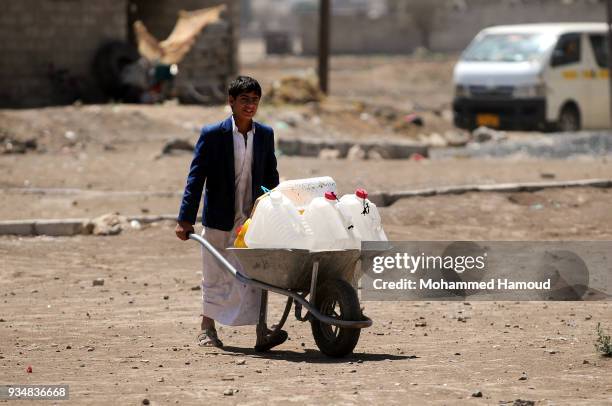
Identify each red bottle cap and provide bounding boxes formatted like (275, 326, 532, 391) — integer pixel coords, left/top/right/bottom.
(355, 188, 368, 199)
(324, 191, 337, 200)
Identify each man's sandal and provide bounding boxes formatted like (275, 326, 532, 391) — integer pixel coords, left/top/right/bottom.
(196, 329, 224, 348)
(254, 329, 288, 352)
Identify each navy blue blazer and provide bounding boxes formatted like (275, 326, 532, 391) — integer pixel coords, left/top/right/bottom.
(177, 116, 279, 231)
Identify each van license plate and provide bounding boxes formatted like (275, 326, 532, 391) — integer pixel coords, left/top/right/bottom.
(476, 114, 500, 128)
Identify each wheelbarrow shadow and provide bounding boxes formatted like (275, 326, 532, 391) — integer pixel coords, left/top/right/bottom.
(219, 346, 417, 364)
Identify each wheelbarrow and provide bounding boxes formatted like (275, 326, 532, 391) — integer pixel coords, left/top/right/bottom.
(189, 233, 373, 357)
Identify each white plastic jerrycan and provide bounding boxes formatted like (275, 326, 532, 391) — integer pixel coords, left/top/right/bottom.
(338, 188, 387, 242)
(244, 190, 313, 249)
(275, 176, 336, 210)
(304, 192, 360, 251)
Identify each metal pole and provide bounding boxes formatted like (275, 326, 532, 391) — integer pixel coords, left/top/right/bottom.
(318, 0, 331, 94)
(607, 0, 612, 127)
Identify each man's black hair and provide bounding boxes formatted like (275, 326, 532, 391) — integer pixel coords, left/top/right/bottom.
(228, 76, 262, 98)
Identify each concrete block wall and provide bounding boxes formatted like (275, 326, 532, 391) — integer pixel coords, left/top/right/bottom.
(299, 13, 420, 55)
(0, 0, 127, 107)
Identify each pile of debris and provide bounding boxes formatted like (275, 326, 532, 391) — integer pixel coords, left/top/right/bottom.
(268, 76, 324, 105)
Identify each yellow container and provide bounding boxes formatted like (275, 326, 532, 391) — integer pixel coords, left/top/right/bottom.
(234, 219, 251, 248)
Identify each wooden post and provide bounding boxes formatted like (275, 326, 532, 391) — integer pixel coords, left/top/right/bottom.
(318, 0, 331, 94)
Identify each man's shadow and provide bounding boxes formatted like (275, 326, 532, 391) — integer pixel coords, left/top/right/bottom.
(217, 346, 417, 364)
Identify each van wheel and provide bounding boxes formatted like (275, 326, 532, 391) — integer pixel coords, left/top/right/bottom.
(558, 104, 580, 132)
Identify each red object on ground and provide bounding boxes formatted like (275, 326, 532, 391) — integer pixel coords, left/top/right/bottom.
(26, 365, 32, 373)
(410, 153, 425, 161)
(355, 189, 368, 199)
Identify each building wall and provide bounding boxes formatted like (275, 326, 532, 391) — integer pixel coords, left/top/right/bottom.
(299, 0, 606, 55)
(432, 0, 605, 52)
(0, 0, 127, 107)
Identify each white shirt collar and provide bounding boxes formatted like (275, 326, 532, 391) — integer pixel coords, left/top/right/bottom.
(231, 115, 255, 136)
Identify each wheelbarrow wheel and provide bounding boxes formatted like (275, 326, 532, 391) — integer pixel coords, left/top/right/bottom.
(310, 279, 362, 357)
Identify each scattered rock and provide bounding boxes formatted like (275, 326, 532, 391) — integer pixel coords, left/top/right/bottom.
(191, 285, 201, 291)
(157, 377, 164, 383)
(472, 390, 483, 398)
(223, 388, 235, 396)
(415, 321, 427, 327)
(318, 148, 340, 160)
(425, 132, 447, 148)
(163, 295, 169, 300)
(0, 132, 37, 154)
(91, 213, 128, 236)
(472, 126, 507, 143)
(130, 220, 142, 230)
(161, 138, 194, 155)
(347, 145, 366, 160)
(142, 399, 150, 405)
(236, 359, 246, 365)
(444, 130, 471, 147)
(519, 372, 528, 380)
(64, 131, 77, 142)
(505, 400, 535, 406)
(366, 149, 385, 160)
(92, 278, 105, 287)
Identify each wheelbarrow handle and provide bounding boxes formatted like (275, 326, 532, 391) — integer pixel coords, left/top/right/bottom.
(188, 232, 248, 282)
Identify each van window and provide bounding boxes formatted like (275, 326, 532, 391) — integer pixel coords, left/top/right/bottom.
(461, 33, 556, 62)
(551, 33, 581, 66)
(589, 35, 608, 68)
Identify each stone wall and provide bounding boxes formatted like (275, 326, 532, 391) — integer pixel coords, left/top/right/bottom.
(0, 0, 127, 107)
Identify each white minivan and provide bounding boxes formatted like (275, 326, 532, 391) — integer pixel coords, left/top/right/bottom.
(453, 23, 609, 131)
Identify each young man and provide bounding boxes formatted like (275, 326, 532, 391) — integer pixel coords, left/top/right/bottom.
(175, 76, 286, 351)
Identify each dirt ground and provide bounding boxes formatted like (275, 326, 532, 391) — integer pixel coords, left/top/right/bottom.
(1, 226, 611, 405)
(1, 55, 612, 404)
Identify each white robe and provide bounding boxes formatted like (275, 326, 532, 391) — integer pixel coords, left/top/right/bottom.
(200, 117, 262, 326)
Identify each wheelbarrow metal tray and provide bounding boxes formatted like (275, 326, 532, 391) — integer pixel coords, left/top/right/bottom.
(228, 248, 361, 290)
